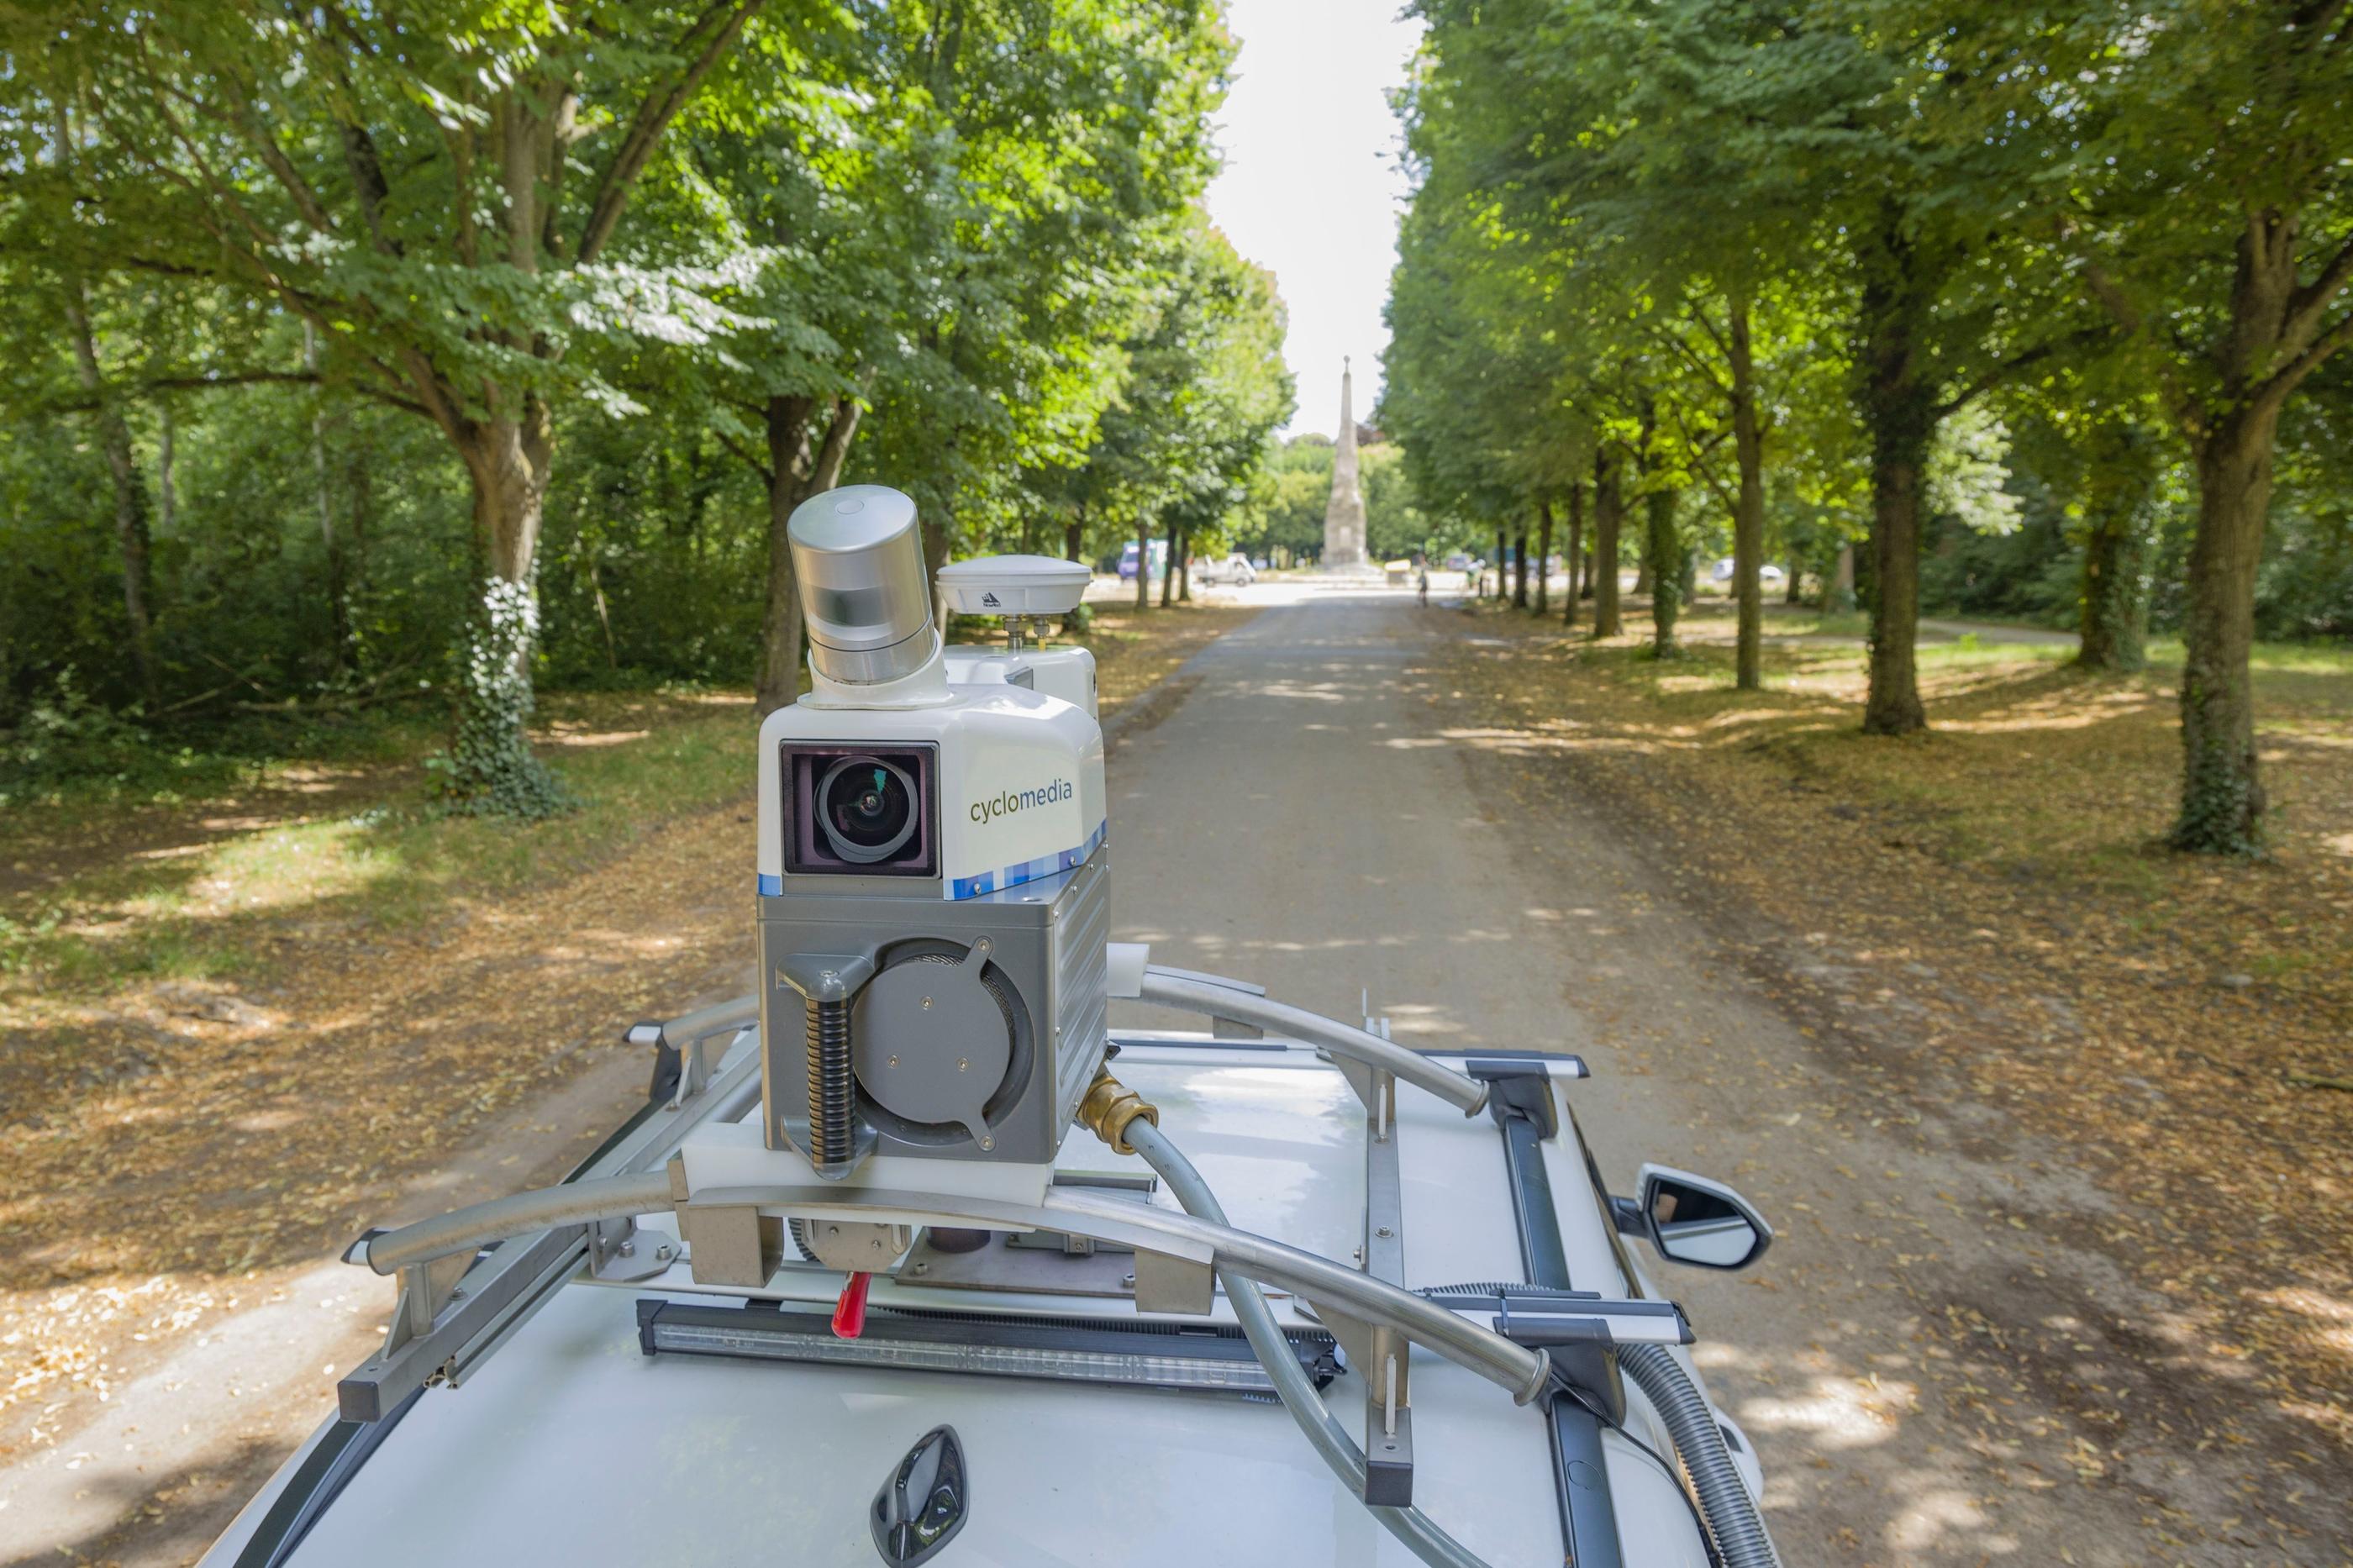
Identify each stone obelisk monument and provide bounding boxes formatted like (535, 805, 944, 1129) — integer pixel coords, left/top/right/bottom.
(1321, 357, 1368, 568)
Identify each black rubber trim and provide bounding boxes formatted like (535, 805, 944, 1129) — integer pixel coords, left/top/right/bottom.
(636, 1297, 1340, 1392)
(645, 1036, 683, 1102)
(1487, 1070, 1625, 1568)
(230, 1388, 423, 1568)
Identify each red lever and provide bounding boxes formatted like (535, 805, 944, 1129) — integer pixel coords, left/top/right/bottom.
(831, 1270, 871, 1339)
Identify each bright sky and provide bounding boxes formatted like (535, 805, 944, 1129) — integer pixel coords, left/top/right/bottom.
(1204, 0, 1425, 439)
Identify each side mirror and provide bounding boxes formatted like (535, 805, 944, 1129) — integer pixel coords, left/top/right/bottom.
(1636, 1164, 1772, 1271)
(871, 1424, 968, 1566)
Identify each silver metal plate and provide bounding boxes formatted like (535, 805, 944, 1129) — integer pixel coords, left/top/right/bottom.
(899, 1231, 1139, 1298)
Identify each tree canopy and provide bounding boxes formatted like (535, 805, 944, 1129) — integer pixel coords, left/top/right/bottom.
(2, 0, 1292, 811)
(1382, 0, 2353, 854)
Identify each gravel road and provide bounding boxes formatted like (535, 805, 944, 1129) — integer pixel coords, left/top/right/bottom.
(1105, 585, 2269, 1566)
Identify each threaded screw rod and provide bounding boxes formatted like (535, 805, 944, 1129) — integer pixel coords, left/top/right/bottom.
(806, 995, 855, 1170)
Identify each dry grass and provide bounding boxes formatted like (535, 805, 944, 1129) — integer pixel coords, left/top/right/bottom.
(1445, 597, 2353, 1480)
(0, 609, 1255, 1463)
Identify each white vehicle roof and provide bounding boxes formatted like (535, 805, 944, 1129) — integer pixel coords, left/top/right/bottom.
(204, 1039, 1722, 1568)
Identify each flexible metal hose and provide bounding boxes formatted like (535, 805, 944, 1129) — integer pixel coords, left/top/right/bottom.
(1124, 1119, 1493, 1568)
(1620, 1343, 1782, 1568)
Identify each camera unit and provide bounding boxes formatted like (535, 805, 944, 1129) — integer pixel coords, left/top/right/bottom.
(754, 487, 1107, 1186)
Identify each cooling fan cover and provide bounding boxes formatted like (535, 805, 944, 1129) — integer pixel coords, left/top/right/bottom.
(851, 940, 1033, 1152)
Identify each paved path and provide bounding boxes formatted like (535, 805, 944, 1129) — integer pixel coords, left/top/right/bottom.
(1103, 588, 2194, 1567)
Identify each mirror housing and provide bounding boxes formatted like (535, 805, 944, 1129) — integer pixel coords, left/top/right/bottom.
(1636, 1164, 1772, 1271)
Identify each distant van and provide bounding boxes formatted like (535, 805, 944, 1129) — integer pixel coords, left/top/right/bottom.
(1118, 538, 1171, 582)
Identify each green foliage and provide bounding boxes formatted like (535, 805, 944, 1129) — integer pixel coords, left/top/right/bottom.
(428, 580, 573, 819)
(0, 0, 1289, 787)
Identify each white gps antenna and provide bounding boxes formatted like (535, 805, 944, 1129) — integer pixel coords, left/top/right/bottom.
(935, 554, 1091, 651)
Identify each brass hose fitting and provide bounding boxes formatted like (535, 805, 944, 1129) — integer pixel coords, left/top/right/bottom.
(1077, 1069, 1158, 1156)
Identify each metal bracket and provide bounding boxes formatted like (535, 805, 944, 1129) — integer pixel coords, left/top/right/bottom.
(381, 1250, 470, 1360)
(1361, 1055, 1413, 1502)
(586, 1213, 674, 1282)
(341, 1225, 587, 1421)
(1308, 1301, 1415, 1505)
(1132, 1246, 1215, 1314)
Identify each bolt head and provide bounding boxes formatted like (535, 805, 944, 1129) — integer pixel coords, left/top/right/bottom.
(957, 1057, 969, 1071)
(1122, 1273, 1136, 1286)
(1375, 1226, 1392, 1239)
(619, 1239, 637, 1257)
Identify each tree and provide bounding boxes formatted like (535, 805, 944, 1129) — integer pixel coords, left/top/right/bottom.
(1055, 214, 1293, 612)
(31, 0, 794, 811)
(1945, 1, 2353, 851)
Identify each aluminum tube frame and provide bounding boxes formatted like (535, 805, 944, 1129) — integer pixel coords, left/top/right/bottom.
(1134, 968, 1490, 1117)
(661, 993, 760, 1047)
(1125, 1120, 1492, 1568)
(360, 1177, 1552, 1402)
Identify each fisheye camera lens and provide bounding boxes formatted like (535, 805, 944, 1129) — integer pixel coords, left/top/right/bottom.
(817, 755, 919, 864)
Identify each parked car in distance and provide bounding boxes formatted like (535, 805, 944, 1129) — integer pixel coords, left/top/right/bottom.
(1196, 552, 1256, 587)
(1445, 551, 1472, 571)
(1710, 557, 1789, 587)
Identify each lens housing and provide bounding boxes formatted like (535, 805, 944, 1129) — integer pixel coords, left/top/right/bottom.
(783, 744, 937, 877)
(817, 755, 919, 864)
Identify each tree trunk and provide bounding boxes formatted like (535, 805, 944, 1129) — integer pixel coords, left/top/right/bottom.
(1631, 553, 1651, 597)
(1159, 518, 1178, 608)
(1534, 499, 1553, 614)
(304, 324, 351, 672)
(443, 397, 565, 815)
(347, 439, 373, 612)
(2075, 424, 2156, 674)
(469, 406, 554, 587)
(1136, 516, 1152, 610)
(1513, 528, 1529, 608)
(61, 274, 159, 710)
(1645, 489, 1681, 656)
(1562, 482, 1583, 628)
(1178, 526, 1192, 602)
(1827, 541, 1856, 610)
(1495, 529, 1508, 600)
(1064, 516, 1084, 564)
(1857, 215, 1941, 737)
(2172, 406, 2281, 853)
(1592, 451, 1624, 637)
(1728, 290, 1766, 690)
(1786, 552, 1807, 605)
(755, 395, 817, 715)
(158, 403, 177, 535)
